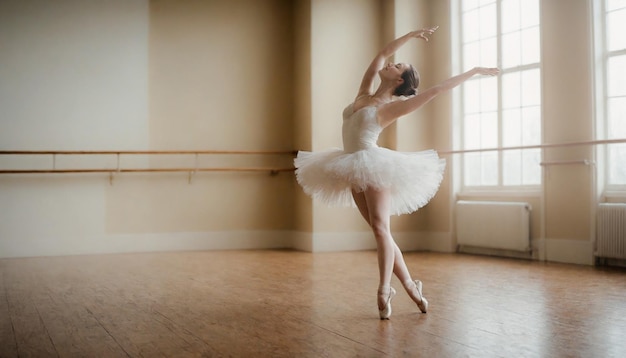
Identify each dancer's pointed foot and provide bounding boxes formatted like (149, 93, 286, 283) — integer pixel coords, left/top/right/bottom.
(414, 280, 428, 313)
(378, 287, 396, 320)
(405, 279, 428, 313)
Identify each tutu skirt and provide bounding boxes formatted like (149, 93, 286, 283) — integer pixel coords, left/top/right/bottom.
(294, 147, 446, 216)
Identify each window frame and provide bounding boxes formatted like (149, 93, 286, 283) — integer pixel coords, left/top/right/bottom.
(455, 0, 543, 193)
(594, 0, 626, 192)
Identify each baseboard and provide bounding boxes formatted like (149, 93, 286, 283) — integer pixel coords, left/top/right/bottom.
(543, 238, 594, 266)
(0, 230, 292, 258)
(425, 231, 455, 253)
(458, 245, 534, 260)
(595, 257, 626, 268)
(310, 231, 376, 252)
(291, 231, 313, 252)
(394, 232, 429, 252)
(0, 230, 455, 258)
(457, 238, 593, 265)
(292, 231, 441, 253)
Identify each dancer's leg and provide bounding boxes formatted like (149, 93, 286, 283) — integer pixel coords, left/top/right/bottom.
(353, 189, 427, 311)
(390, 242, 412, 284)
(352, 189, 415, 287)
(362, 188, 396, 310)
(351, 189, 371, 225)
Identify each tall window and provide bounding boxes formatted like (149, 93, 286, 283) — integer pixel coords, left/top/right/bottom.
(598, 0, 626, 187)
(458, 0, 542, 189)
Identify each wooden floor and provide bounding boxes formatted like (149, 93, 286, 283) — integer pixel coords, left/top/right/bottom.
(1, 250, 625, 358)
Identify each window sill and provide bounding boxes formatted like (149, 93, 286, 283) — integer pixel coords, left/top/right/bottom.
(457, 189, 542, 199)
(602, 190, 626, 203)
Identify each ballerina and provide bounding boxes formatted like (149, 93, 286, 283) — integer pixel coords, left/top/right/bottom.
(295, 26, 499, 319)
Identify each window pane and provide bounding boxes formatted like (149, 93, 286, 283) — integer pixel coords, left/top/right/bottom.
(503, 149, 541, 185)
(609, 144, 626, 184)
(502, 72, 521, 108)
(480, 76, 498, 111)
(464, 80, 480, 114)
(465, 114, 481, 149)
(503, 108, 522, 146)
(522, 149, 541, 185)
(481, 112, 498, 148)
(480, 4, 497, 38)
(521, 26, 541, 64)
(463, 42, 480, 72)
(603, 2, 626, 187)
(607, 0, 626, 11)
(464, 9, 480, 42)
(522, 106, 541, 146)
(464, 153, 482, 186)
(482, 152, 498, 185)
(480, 38, 498, 67)
(522, 69, 541, 106)
(608, 8, 626, 51)
(608, 55, 626, 97)
(463, 0, 479, 11)
(460, 0, 541, 189)
(502, 32, 521, 68)
(501, 0, 520, 33)
(503, 150, 522, 185)
(608, 97, 626, 138)
(520, 0, 540, 28)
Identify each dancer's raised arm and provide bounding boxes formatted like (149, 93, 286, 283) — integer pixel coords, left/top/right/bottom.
(356, 27, 438, 98)
(377, 67, 500, 128)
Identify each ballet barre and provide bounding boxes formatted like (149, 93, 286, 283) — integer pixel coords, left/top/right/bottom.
(0, 150, 297, 184)
(438, 138, 626, 155)
(539, 159, 595, 166)
(0, 150, 298, 155)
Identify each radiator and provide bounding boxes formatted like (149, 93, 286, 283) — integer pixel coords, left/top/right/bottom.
(456, 201, 531, 252)
(596, 203, 626, 259)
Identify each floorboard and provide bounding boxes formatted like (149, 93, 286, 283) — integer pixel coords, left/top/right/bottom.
(0, 250, 625, 357)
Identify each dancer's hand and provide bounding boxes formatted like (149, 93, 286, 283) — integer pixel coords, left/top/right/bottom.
(474, 67, 500, 76)
(411, 26, 439, 42)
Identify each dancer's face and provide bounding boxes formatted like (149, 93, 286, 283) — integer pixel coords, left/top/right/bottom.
(379, 62, 409, 82)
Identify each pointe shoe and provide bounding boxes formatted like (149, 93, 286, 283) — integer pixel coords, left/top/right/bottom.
(378, 287, 396, 320)
(413, 280, 428, 313)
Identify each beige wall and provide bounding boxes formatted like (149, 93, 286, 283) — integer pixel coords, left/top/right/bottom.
(309, 0, 380, 234)
(540, 0, 595, 264)
(294, 0, 313, 234)
(393, 0, 443, 235)
(0, 0, 150, 257)
(149, 0, 295, 152)
(0, 0, 297, 257)
(0, 0, 606, 264)
(112, 0, 296, 234)
(424, 0, 454, 239)
(0, 0, 149, 150)
(542, 0, 594, 240)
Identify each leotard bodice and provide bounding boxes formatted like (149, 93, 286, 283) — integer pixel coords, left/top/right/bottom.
(342, 104, 383, 153)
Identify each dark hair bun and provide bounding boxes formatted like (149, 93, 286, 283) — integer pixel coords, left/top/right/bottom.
(393, 66, 420, 97)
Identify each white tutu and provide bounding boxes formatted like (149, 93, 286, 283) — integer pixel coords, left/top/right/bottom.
(294, 103, 446, 216)
(295, 148, 445, 216)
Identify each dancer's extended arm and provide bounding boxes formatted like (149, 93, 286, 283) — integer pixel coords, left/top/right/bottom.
(377, 67, 500, 128)
(356, 27, 438, 98)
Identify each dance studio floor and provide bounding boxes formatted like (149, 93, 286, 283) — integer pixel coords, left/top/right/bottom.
(1, 249, 625, 357)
